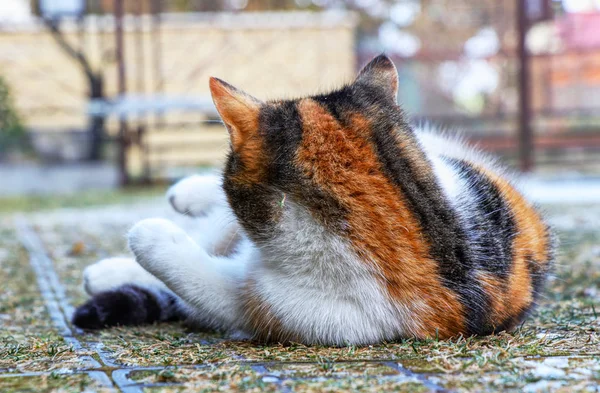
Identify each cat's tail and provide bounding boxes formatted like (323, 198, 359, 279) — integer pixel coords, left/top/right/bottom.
(72, 284, 186, 329)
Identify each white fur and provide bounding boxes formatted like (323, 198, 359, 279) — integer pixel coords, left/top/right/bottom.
(166, 174, 227, 217)
(247, 200, 426, 344)
(83, 257, 168, 295)
(83, 127, 504, 345)
(128, 217, 248, 330)
(415, 126, 487, 209)
(415, 124, 502, 171)
(121, 195, 426, 344)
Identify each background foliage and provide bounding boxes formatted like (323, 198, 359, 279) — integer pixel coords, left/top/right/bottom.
(0, 75, 27, 157)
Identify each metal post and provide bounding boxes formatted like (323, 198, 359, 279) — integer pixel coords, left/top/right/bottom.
(151, 0, 164, 126)
(134, 0, 151, 183)
(134, 1, 145, 94)
(115, 0, 129, 185)
(517, 0, 533, 172)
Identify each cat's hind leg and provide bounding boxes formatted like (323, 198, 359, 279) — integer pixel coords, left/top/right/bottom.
(128, 218, 247, 331)
(83, 257, 167, 296)
(73, 257, 187, 330)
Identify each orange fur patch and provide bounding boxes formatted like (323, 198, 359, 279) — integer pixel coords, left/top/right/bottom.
(295, 99, 466, 339)
(476, 272, 510, 330)
(475, 167, 550, 328)
(209, 77, 265, 184)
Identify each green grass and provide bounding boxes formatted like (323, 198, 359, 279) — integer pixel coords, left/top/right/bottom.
(0, 186, 166, 214)
(0, 373, 110, 393)
(0, 229, 93, 373)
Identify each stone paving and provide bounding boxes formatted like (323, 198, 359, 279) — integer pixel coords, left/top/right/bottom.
(0, 201, 599, 392)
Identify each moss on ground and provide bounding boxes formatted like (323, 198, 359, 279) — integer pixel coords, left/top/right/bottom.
(266, 362, 401, 378)
(0, 372, 112, 393)
(133, 365, 279, 392)
(282, 379, 429, 393)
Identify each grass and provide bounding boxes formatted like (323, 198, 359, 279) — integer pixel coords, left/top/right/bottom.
(0, 202, 599, 392)
(0, 373, 112, 393)
(0, 229, 92, 373)
(0, 186, 165, 214)
(129, 365, 279, 392)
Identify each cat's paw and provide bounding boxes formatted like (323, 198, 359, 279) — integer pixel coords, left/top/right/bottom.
(83, 257, 166, 296)
(128, 218, 195, 278)
(166, 175, 225, 217)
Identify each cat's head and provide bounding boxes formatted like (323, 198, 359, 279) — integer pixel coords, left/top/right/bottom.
(209, 55, 411, 240)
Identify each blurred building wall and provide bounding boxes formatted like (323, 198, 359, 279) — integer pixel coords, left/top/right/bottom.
(0, 11, 357, 169)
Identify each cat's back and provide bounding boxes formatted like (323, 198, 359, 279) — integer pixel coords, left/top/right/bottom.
(214, 54, 554, 343)
(415, 128, 554, 335)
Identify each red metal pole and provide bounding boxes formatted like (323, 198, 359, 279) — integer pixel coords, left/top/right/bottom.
(115, 0, 129, 185)
(517, 0, 534, 172)
(151, 0, 164, 126)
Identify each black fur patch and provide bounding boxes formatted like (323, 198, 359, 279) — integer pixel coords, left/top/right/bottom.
(72, 285, 180, 329)
(260, 101, 304, 186)
(313, 88, 353, 125)
(222, 170, 279, 244)
(449, 159, 554, 334)
(449, 158, 517, 280)
(222, 102, 304, 243)
(224, 100, 349, 241)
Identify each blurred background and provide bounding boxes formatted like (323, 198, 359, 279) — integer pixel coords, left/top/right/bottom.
(0, 0, 599, 199)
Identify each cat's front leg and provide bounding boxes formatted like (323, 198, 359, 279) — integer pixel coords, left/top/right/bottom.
(167, 174, 226, 217)
(128, 218, 244, 330)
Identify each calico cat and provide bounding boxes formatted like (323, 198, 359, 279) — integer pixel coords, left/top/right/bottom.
(73, 55, 554, 345)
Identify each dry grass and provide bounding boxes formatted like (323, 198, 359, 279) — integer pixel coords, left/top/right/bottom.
(0, 203, 599, 392)
(0, 373, 113, 393)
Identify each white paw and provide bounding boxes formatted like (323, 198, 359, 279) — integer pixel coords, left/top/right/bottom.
(128, 218, 197, 279)
(166, 175, 226, 217)
(83, 257, 166, 296)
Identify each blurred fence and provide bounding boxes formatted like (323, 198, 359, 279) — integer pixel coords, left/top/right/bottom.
(357, 0, 600, 173)
(372, 50, 600, 169)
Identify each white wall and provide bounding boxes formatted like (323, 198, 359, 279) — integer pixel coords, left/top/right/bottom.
(0, 0, 33, 26)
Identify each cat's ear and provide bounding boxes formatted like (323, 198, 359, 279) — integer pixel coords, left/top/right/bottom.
(354, 54, 398, 102)
(209, 77, 262, 150)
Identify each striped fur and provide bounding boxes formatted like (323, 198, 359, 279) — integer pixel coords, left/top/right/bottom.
(73, 55, 554, 344)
